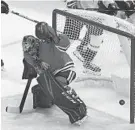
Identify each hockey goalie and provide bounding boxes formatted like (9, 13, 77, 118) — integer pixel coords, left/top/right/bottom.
(22, 22, 87, 125)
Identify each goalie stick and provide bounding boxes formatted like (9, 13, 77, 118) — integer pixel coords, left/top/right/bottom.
(10, 10, 39, 23)
(6, 78, 32, 113)
(2, 10, 39, 48)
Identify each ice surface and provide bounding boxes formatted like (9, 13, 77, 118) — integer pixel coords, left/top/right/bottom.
(1, 1, 135, 130)
(1, 93, 134, 130)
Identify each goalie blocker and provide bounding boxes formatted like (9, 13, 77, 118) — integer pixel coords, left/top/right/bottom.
(31, 84, 54, 109)
(22, 58, 54, 109)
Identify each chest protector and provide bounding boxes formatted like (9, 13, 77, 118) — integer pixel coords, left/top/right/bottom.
(39, 42, 72, 73)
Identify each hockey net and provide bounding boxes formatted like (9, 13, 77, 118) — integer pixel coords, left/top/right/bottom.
(52, 9, 135, 123)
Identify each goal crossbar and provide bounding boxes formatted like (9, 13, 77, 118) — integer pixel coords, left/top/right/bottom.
(52, 9, 135, 39)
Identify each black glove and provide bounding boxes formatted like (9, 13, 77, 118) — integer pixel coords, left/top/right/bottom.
(125, 1, 135, 18)
(35, 22, 59, 43)
(98, 1, 113, 15)
(22, 58, 37, 79)
(1, 1, 9, 14)
(66, 0, 77, 9)
(108, 3, 118, 15)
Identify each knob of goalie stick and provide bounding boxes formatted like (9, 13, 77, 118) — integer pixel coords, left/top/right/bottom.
(5, 106, 20, 113)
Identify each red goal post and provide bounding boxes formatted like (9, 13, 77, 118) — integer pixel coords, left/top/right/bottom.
(52, 9, 135, 123)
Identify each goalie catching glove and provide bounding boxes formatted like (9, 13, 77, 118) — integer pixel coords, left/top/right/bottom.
(22, 35, 50, 74)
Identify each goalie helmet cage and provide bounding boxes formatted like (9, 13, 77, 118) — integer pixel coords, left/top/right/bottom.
(52, 9, 135, 123)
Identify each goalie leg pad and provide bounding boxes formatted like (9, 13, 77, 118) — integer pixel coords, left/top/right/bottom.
(31, 84, 54, 109)
(37, 71, 87, 124)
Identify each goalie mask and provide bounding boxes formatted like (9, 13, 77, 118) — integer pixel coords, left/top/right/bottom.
(22, 35, 39, 52)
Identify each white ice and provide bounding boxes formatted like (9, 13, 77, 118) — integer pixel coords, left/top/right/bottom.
(1, 1, 135, 130)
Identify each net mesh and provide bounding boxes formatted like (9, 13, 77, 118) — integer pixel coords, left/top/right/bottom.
(53, 8, 135, 123)
(55, 9, 135, 78)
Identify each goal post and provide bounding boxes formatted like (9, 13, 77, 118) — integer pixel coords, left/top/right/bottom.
(52, 9, 135, 123)
(130, 38, 135, 123)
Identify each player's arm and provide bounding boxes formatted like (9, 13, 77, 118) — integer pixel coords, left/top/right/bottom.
(23, 50, 42, 74)
(124, 1, 135, 18)
(55, 70, 76, 86)
(115, 1, 135, 19)
(55, 34, 71, 52)
(35, 22, 59, 44)
(24, 51, 50, 74)
(22, 35, 49, 74)
(35, 22, 71, 51)
(66, 0, 78, 9)
(98, 0, 118, 15)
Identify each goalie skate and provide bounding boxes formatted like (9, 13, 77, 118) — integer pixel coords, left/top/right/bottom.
(73, 50, 84, 62)
(74, 115, 88, 126)
(73, 50, 101, 76)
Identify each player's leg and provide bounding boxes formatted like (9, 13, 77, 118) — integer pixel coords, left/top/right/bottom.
(63, 17, 83, 40)
(37, 70, 87, 124)
(82, 49, 101, 75)
(55, 70, 87, 125)
(74, 24, 103, 75)
(75, 46, 101, 75)
(73, 30, 90, 62)
(82, 25, 103, 75)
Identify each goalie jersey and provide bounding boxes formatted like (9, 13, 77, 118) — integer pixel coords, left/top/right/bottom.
(39, 34, 74, 75)
(23, 34, 74, 75)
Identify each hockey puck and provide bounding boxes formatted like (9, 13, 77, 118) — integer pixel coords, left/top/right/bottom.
(119, 100, 125, 105)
